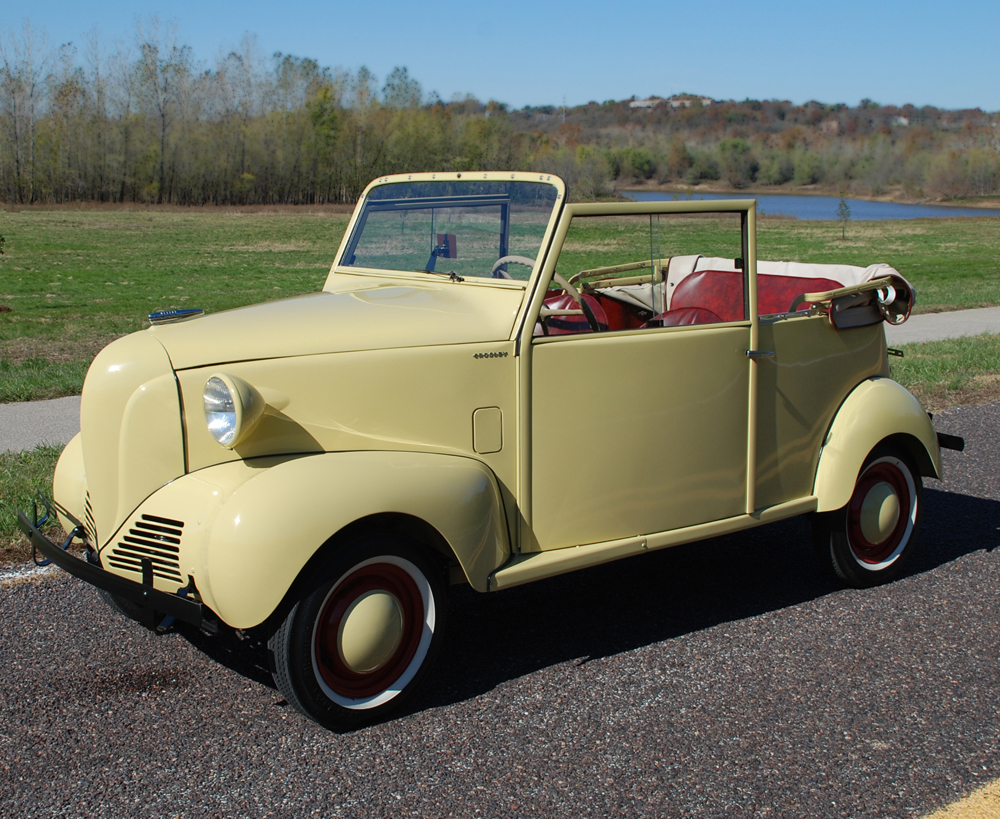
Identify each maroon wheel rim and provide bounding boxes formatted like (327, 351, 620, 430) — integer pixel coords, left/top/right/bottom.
(313, 563, 424, 699)
(846, 460, 911, 565)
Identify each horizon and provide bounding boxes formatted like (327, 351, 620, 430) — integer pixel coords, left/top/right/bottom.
(5, 0, 1000, 112)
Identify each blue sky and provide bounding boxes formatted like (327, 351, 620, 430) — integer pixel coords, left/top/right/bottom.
(5, 0, 999, 111)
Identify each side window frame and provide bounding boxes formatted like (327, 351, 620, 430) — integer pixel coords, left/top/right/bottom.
(518, 202, 754, 348)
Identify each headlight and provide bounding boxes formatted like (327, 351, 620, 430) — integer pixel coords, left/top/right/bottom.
(203, 374, 265, 448)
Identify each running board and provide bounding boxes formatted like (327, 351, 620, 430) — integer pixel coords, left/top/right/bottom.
(488, 496, 818, 591)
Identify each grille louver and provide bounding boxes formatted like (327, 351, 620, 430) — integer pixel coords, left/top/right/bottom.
(84, 492, 98, 546)
(108, 514, 184, 583)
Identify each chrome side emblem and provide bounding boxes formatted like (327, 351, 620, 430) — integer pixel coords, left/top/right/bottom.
(148, 308, 205, 325)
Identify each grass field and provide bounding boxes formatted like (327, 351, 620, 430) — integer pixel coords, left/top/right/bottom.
(758, 217, 1000, 312)
(0, 207, 350, 401)
(1, 444, 64, 565)
(1, 207, 999, 402)
(891, 333, 1000, 410)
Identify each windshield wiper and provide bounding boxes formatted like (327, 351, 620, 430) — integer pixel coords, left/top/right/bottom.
(420, 269, 464, 282)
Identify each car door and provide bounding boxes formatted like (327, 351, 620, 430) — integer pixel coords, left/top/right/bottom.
(522, 202, 758, 553)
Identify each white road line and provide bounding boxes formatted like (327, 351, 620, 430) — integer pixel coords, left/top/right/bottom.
(0, 564, 55, 586)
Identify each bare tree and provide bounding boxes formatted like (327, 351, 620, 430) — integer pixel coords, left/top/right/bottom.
(135, 18, 192, 202)
(0, 20, 51, 202)
(108, 39, 138, 201)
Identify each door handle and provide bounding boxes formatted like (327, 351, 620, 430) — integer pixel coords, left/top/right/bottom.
(746, 350, 775, 360)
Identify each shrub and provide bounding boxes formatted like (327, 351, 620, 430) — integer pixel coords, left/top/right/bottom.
(685, 149, 720, 183)
(616, 147, 657, 181)
(757, 151, 794, 185)
(660, 136, 692, 182)
(718, 139, 758, 188)
(968, 149, 1000, 196)
(534, 145, 612, 201)
(793, 151, 824, 185)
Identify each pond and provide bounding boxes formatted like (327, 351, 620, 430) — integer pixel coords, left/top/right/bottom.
(628, 191, 1000, 220)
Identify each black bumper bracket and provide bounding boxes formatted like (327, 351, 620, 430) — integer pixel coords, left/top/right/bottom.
(17, 494, 209, 632)
(937, 432, 966, 452)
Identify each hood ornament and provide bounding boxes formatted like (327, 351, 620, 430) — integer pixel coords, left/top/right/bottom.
(148, 308, 205, 326)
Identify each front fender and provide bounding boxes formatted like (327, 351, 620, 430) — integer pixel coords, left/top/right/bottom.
(203, 451, 508, 627)
(813, 377, 941, 513)
(53, 433, 86, 535)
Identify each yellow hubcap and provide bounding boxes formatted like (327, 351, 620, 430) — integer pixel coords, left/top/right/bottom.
(337, 591, 404, 673)
(859, 481, 900, 545)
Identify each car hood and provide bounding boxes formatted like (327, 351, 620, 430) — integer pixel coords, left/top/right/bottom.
(149, 278, 525, 370)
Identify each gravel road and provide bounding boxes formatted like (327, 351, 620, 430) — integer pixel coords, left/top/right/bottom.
(1, 404, 996, 818)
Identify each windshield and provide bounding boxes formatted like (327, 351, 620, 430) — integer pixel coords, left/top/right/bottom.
(339, 179, 560, 281)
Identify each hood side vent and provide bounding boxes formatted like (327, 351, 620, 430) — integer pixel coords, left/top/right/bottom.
(108, 514, 184, 583)
(84, 492, 98, 547)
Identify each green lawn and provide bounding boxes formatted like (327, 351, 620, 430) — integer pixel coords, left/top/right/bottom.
(1, 207, 999, 402)
(757, 216, 1000, 313)
(1, 207, 350, 401)
(0, 444, 63, 565)
(893, 333, 1000, 411)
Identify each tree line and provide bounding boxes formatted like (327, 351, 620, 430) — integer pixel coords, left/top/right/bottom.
(1, 21, 998, 205)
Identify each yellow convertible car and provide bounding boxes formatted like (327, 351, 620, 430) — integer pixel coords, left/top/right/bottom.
(20, 171, 963, 731)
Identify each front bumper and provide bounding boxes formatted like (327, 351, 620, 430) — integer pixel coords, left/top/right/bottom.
(17, 496, 210, 632)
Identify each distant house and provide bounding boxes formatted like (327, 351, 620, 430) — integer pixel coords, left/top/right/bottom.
(629, 97, 665, 110)
(821, 119, 841, 135)
(893, 116, 910, 127)
(667, 95, 713, 109)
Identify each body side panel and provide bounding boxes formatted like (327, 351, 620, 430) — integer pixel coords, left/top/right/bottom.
(529, 324, 751, 551)
(755, 317, 887, 508)
(177, 342, 518, 502)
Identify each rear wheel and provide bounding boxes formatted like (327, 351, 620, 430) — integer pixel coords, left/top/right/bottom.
(813, 444, 922, 588)
(268, 535, 446, 731)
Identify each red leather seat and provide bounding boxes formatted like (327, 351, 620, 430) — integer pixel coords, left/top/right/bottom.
(758, 275, 842, 314)
(644, 307, 724, 328)
(670, 270, 745, 321)
(670, 270, 845, 318)
(593, 293, 648, 331)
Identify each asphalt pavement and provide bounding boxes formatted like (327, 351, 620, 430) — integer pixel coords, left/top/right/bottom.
(884, 306, 1000, 345)
(0, 395, 81, 453)
(0, 401, 996, 817)
(0, 308, 997, 454)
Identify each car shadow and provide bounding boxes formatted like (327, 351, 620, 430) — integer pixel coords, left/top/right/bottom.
(175, 487, 1000, 718)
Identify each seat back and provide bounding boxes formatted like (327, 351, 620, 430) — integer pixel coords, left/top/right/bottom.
(669, 270, 744, 321)
(757, 275, 843, 314)
(670, 269, 846, 317)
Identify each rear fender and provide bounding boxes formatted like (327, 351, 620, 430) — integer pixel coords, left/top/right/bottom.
(204, 451, 509, 628)
(813, 377, 941, 513)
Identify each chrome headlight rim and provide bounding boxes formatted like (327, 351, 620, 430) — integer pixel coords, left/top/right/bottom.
(204, 373, 241, 448)
(204, 372, 266, 449)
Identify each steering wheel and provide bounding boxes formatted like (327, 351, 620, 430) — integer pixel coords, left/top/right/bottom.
(490, 255, 537, 279)
(550, 272, 602, 333)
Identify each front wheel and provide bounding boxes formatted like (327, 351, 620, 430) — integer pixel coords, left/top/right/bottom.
(813, 444, 923, 588)
(268, 535, 446, 731)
